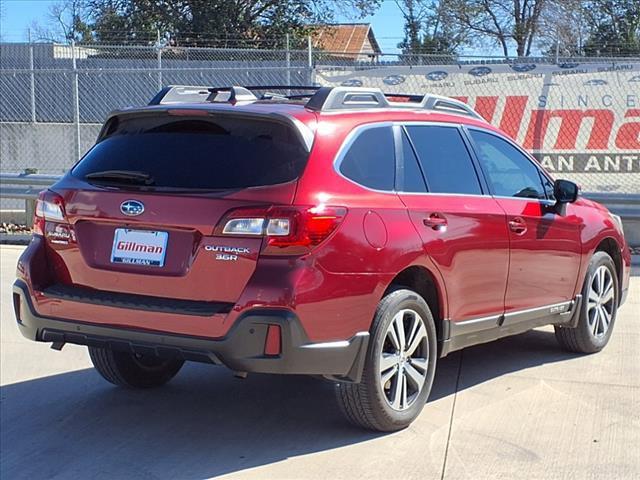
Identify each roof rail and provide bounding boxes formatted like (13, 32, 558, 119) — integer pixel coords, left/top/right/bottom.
(147, 85, 483, 120)
(306, 87, 388, 111)
(306, 86, 483, 120)
(419, 94, 483, 120)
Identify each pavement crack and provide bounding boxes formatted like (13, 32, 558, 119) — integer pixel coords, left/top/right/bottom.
(440, 349, 463, 480)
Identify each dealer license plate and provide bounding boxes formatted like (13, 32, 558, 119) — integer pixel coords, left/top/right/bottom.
(110, 229, 168, 267)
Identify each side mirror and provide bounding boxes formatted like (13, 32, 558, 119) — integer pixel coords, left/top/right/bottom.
(554, 179, 578, 204)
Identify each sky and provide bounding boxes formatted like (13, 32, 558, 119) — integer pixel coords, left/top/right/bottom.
(0, 0, 407, 51)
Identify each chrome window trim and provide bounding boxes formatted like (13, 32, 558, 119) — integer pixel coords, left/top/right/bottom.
(397, 191, 492, 198)
(492, 195, 556, 206)
(333, 120, 495, 197)
(331, 121, 560, 208)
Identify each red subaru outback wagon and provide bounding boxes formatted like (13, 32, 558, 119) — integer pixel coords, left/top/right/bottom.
(14, 86, 631, 431)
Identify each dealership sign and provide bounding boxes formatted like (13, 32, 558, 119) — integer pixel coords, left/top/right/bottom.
(317, 62, 640, 182)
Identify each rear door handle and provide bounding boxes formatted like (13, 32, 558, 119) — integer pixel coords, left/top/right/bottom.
(423, 213, 448, 230)
(508, 217, 527, 234)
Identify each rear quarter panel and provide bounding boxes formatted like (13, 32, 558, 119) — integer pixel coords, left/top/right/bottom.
(285, 114, 450, 341)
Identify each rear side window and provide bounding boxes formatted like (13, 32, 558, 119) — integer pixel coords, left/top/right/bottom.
(405, 126, 482, 195)
(339, 126, 395, 191)
(72, 115, 309, 190)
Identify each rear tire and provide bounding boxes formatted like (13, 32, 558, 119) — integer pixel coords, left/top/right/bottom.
(555, 251, 619, 353)
(89, 346, 184, 388)
(335, 287, 437, 432)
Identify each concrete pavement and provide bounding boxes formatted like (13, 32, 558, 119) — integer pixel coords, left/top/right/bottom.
(1, 244, 638, 479)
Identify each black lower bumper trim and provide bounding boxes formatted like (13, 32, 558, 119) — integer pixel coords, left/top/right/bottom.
(42, 283, 233, 317)
(14, 280, 369, 382)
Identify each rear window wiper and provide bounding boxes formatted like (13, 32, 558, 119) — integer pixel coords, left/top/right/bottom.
(85, 170, 155, 186)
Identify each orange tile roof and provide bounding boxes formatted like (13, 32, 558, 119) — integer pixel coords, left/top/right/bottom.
(311, 23, 381, 59)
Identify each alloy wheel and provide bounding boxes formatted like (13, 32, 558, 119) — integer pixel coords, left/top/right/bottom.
(587, 265, 615, 338)
(379, 309, 429, 411)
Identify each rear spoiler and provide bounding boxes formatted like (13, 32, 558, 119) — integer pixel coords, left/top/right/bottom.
(96, 106, 315, 152)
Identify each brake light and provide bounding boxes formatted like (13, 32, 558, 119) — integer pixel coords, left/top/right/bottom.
(33, 190, 67, 236)
(217, 205, 347, 255)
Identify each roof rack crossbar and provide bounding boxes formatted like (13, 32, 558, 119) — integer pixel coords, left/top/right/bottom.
(147, 84, 484, 121)
(148, 85, 258, 105)
(149, 85, 321, 105)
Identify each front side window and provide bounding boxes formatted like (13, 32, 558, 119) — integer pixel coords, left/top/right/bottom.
(469, 130, 546, 199)
(339, 126, 395, 191)
(405, 126, 482, 195)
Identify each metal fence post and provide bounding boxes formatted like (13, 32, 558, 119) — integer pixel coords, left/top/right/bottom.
(28, 29, 36, 123)
(157, 30, 163, 89)
(25, 198, 36, 228)
(71, 40, 81, 162)
(307, 35, 314, 85)
(285, 33, 291, 90)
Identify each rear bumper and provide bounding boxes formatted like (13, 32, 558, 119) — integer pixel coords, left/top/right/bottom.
(13, 280, 369, 382)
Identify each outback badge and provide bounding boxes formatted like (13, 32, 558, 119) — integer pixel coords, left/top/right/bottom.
(204, 245, 250, 261)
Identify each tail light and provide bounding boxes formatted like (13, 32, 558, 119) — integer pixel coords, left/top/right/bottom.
(217, 205, 347, 255)
(33, 190, 69, 238)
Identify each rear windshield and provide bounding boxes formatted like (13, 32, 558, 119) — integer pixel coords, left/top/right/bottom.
(72, 114, 309, 190)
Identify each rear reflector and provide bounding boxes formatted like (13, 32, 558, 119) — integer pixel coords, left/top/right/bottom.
(264, 324, 282, 356)
(12, 293, 21, 324)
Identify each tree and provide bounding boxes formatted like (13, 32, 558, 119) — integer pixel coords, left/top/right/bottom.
(395, 0, 463, 58)
(81, 0, 381, 46)
(537, 0, 587, 57)
(448, 0, 549, 57)
(51, 0, 93, 42)
(28, 0, 93, 43)
(582, 0, 640, 56)
(396, 0, 425, 54)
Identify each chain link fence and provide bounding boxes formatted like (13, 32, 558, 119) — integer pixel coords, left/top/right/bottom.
(315, 53, 640, 194)
(1, 42, 639, 195)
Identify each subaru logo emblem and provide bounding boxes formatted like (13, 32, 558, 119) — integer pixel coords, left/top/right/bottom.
(426, 70, 448, 81)
(120, 200, 144, 216)
(341, 79, 363, 87)
(468, 66, 492, 77)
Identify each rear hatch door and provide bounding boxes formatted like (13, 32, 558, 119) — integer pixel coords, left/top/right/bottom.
(46, 110, 310, 304)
